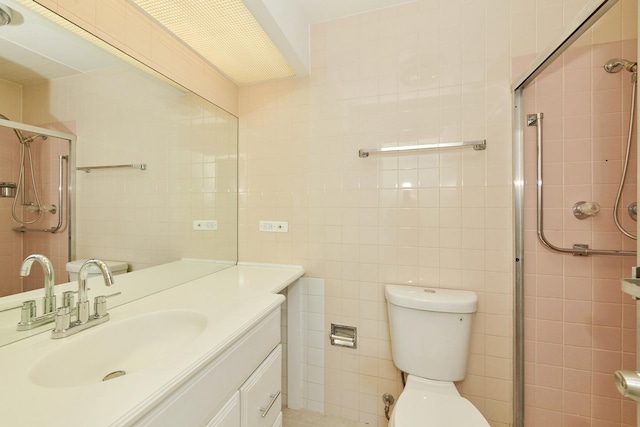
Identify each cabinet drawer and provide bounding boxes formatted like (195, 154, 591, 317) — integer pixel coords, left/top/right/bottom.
(206, 392, 240, 427)
(240, 345, 282, 427)
(271, 412, 282, 427)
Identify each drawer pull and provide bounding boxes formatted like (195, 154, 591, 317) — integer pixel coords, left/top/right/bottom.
(259, 391, 281, 418)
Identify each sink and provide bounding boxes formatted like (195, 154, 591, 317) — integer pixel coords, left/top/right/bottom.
(28, 310, 208, 388)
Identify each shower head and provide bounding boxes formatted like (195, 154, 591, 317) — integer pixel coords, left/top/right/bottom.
(0, 113, 48, 145)
(604, 58, 638, 73)
(22, 134, 48, 144)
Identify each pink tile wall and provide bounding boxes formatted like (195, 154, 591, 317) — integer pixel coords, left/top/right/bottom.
(0, 128, 69, 295)
(0, 126, 23, 296)
(239, 2, 514, 425)
(21, 135, 69, 290)
(0, 83, 25, 296)
(522, 39, 637, 427)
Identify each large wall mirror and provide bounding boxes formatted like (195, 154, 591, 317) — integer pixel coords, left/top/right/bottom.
(0, 2, 238, 305)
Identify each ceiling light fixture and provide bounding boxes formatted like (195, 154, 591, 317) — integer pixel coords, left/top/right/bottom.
(130, 0, 295, 85)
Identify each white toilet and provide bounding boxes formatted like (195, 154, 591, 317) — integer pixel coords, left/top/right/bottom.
(385, 284, 489, 427)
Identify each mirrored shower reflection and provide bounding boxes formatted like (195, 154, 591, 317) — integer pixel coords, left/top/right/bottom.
(0, 122, 69, 296)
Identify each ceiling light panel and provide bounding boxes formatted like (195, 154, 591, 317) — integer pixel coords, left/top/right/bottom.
(131, 0, 295, 85)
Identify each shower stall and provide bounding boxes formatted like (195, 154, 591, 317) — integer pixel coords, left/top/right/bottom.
(513, 0, 638, 426)
(0, 117, 74, 297)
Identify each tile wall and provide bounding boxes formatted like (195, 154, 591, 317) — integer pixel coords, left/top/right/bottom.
(21, 135, 69, 289)
(22, 64, 238, 272)
(282, 277, 326, 413)
(239, 1, 514, 425)
(521, 36, 638, 427)
(24, 0, 640, 426)
(0, 80, 29, 296)
(239, 1, 639, 426)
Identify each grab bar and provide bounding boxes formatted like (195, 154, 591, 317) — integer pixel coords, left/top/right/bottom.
(358, 140, 486, 158)
(76, 164, 146, 173)
(12, 155, 67, 234)
(53, 155, 66, 232)
(529, 112, 635, 256)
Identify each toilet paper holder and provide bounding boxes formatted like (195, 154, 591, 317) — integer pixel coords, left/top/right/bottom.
(330, 323, 357, 349)
(615, 370, 640, 402)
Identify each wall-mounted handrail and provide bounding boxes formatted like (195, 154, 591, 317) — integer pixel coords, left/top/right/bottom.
(529, 112, 635, 256)
(358, 140, 486, 158)
(13, 155, 68, 234)
(76, 163, 147, 173)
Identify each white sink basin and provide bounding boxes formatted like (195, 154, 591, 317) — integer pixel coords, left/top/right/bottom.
(28, 310, 208, 388)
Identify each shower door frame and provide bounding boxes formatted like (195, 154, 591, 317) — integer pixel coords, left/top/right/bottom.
(512, 0, 622, 426)
(0, 117, 76, 264)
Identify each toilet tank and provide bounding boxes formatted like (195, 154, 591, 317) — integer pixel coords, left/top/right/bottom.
(385, 285, 478, 382)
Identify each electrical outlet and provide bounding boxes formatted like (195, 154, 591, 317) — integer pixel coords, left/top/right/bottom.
(193, 220, 218, 230)
(259, 220, 288, 233)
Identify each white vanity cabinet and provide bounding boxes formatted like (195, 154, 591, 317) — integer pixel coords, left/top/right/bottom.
(0, 264, 305, 427)
(209, 345, 282, 427)
(207, 392, 240, 427)
(136, 308, 283, 427)
(240, 344, 282, 427)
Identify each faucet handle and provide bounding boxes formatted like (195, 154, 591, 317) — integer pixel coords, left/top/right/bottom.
(19, 300, 36, 325)
(62, 291, 75, 308)
(54, 306, 71, 333)
(93, 292, 121, 318)
(43, 294, 56, 315)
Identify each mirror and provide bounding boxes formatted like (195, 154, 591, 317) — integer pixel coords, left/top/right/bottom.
(0, 121, 72, 295)
(0, 1, 238, 344)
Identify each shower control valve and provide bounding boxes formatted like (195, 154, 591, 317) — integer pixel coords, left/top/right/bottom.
(572, 201, 600, 219)
(629, 202, 637, 221)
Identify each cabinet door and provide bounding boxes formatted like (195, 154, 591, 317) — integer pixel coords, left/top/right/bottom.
(206, 392, 240, 427)
(240, 345, 282, 427)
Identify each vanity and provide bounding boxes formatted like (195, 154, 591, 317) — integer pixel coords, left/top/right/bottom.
(0, 261, 304, 427)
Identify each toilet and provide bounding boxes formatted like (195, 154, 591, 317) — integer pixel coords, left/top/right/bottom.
(66, 259, 129, 282)
(385, 284, 489, 427)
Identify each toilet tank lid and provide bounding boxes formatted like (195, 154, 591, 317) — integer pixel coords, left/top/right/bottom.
(66, 260, 128, 274)
(385, 285, 478, 313)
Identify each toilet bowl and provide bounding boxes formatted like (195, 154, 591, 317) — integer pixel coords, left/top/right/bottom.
(388, 376, 488, 427)
(385, 284, 489, 427)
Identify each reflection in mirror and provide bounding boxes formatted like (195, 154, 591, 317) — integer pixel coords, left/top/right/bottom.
(0, 0, 238, 344)
(0, 121, 71, 297)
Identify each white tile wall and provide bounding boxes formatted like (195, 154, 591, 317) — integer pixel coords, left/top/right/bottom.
(286, 277, 326, 412)
(22, 64, 238, 271)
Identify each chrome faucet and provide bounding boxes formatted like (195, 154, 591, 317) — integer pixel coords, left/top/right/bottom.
(77, 259, 114, 323)
(52, 259, 116, 339)
(16, 254, 56, 331)
(20, 254, 55, 313)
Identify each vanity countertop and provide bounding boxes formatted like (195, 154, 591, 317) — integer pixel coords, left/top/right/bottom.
(0, 259, 233, 346)
(0, 261, 304, 426)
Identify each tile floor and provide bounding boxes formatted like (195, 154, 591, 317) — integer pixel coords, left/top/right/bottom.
(283, 408, 366, 426)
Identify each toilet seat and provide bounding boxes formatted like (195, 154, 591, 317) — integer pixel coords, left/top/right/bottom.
(389, 376, 489, 427)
